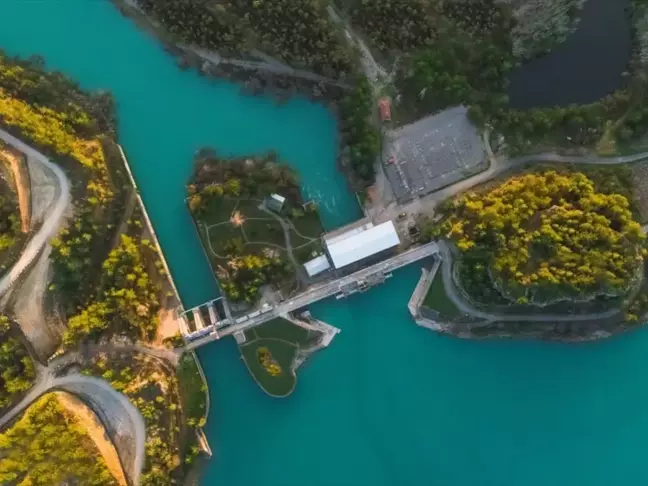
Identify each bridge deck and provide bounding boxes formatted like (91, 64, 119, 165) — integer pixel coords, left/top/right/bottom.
(186, 242, 439, 350)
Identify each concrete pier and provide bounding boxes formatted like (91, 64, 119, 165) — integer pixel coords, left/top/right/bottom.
(207, 302, 218, 326)
(193, 308, 205, 331)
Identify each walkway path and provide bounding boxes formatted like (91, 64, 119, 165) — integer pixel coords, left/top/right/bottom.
(0, 128, 70, 296)
(327, 5, 387, 87)
(258, 204, 307, 284)
(388, 131, 648, 222)
(120, 0, 349, 89)
(436, 240, 624, 323)
(0, 368, 145, 486)
(0, 340, 175, 485)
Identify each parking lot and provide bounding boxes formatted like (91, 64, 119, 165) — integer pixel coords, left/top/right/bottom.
(383, 106, 486, 203)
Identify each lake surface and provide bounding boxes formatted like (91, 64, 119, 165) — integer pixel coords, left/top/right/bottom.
(507, 0, 632, 109)
(4, 1, 648, 485)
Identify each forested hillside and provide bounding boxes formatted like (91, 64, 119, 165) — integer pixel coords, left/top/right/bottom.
(136, 0, 355, 77)
(438, 170, 645, 304)
(0, 394, 117, 485)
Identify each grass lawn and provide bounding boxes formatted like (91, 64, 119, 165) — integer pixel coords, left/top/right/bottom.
(254, 317, 311, 342)
(235, 198, 269, 219)
(423, 264, 462, 318)
(196, 197, 238, 226)
(240, 318, 313, 397)
(205, 223, 244, 259)
(242, 218, 285, 247)
(289, 211, 324, 240)
(177, 353, 207, 425)
(293, 240, 325, 265)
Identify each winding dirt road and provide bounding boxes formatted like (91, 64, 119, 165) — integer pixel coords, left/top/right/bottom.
(0, 128, 70, 296)
(0, 368, 145, 486)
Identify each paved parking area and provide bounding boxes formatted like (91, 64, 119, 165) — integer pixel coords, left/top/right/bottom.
(383, 106, 486, 203)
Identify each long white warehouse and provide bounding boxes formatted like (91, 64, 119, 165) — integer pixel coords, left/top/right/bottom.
(325, 220, 400, 269)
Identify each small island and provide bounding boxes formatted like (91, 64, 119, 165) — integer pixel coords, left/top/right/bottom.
(186, 151, 339, 396)
(186, 150, 326, 305)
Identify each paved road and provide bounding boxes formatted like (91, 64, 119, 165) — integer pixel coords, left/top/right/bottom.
(0, 128, 70, 296)
(436, 240, 624, 323)
(186, 242, 439, 349)
(0, 369, 145, 486)
(392, 131, 648, 221)
(0, 341, 173, 485)
(327, 5, 387, 87)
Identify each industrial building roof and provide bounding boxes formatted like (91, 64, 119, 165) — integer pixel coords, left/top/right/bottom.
(303, 255, 331, 277)
(325, 221, 400, 269)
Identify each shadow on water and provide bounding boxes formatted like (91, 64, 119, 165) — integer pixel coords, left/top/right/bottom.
(507, 0, 632, 109)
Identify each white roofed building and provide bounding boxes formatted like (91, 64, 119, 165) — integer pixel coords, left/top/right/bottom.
(266, 193, 286, 213)
(303, 254, 331, 277)
(324, 221, 400, 270)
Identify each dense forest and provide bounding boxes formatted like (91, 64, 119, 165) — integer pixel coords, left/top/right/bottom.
(338, 76, 381, 188)
(346, 0, 438, 54)
(0, 314, 34, 409)
(0, 394, 117, 486)
(136, 0, 355, 77)
(438, 170, 645, 304)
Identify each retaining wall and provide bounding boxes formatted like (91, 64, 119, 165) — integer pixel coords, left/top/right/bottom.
(116, 145, 182, 308)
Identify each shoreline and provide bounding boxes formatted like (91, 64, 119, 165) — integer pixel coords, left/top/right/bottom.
(109, 0, 367, 196)
(110, 0, 348, 106)
(409, 264, 642, 343)
(237, 313, 340, 398)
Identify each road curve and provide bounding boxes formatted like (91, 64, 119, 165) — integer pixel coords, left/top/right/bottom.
(437, 240, 623, 323)
(0, 370, 145, 486)
(0, 128, 70, 296)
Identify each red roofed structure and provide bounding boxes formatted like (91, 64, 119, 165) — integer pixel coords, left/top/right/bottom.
(379, 97, 392, 122)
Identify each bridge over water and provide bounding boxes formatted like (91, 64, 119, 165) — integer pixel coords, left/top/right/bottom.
(185, 242, 439, 350)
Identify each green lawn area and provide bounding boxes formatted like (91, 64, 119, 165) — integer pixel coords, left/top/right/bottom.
(254, 317, 311, 342)
(423, 264, 462, 318)
(205, 223, 244, 259)
(198, 197, 288, 258)
(292, 240, 325, 265)
(177, 353, 207, 426)
(235, 198, 269, 219)
(288, 210, 324, 240)
(240, 318, 314, 397)
(242, 218, 285, 247)
(196, 196, 238, 226)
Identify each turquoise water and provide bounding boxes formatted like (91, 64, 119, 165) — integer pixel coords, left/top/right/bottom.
(0, 0, 359, 308)
(4, 1, 648, 485)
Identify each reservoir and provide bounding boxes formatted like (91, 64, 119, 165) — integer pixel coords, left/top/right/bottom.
(4, 1, 648, 485)
(507, 0, 632, 109)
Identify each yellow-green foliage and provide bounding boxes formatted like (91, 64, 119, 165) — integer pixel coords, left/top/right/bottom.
(0, 315, 34, 408)
(218, 252, 291, 303)
(64, 234, 163, 346)
(0, 88, 112, 204)
(445, 171, 645, 299)
(89, 353, 184, 486)
(0, 394, 117, 486)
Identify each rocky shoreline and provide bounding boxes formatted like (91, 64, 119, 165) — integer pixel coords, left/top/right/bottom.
(110, 0, 348, 105)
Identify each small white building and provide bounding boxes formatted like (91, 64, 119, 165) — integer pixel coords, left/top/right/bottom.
(266, 193, 286, 213)
(303, 254, 331, 277)
(324, 221, 400, 270)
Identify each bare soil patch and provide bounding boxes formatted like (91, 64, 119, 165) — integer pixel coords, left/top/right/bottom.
(55, 391, 128, 486)
(0, 147, 31, 232)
